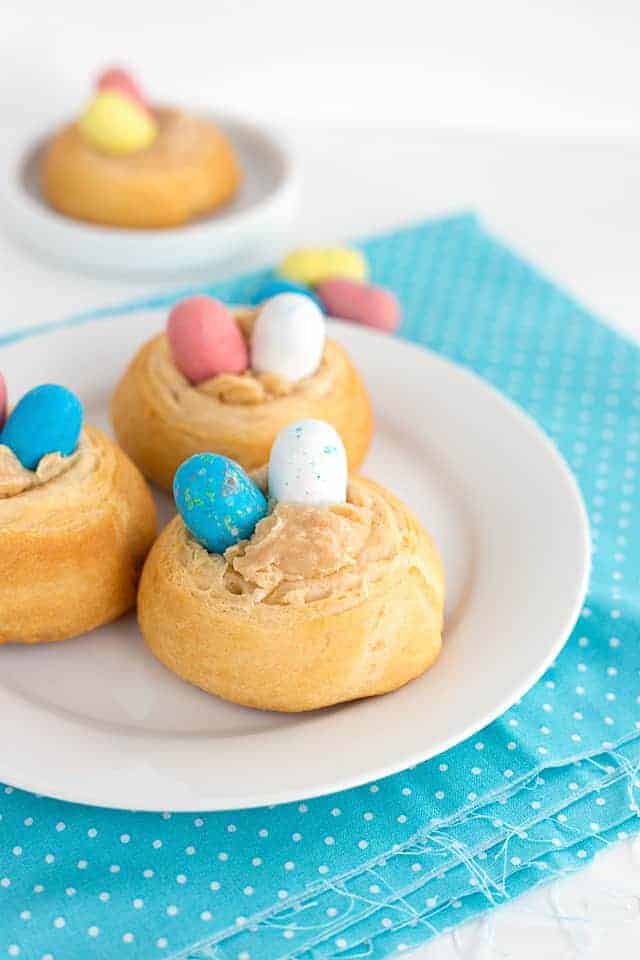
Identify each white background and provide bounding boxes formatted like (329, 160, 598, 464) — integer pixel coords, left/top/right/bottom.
(4, 0, 640, 138)
(1, 1, 640, 957)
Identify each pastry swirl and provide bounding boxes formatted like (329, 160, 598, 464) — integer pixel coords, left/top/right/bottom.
(41, 107, 241, 229)
(0, 425, 157, 644)
(138, 476, 444, 711)
(111, 311, 373, 490)
(0, 442, 83, 498)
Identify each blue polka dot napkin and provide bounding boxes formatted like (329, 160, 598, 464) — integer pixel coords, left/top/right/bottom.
(2, 213, 640, 960)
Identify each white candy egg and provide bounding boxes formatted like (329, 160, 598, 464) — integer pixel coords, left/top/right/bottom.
(251, 293, 325, 381)
(268, 419, 348, 506)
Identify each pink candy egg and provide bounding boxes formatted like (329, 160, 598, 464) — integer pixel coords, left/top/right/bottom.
(0, 373, 6, 430)
(167, 296, 248, 384)
(316, 278, 400, 333)
(97, 67, 148, 110)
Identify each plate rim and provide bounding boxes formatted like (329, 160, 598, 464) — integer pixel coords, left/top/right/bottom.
(0, 316, 591, 810)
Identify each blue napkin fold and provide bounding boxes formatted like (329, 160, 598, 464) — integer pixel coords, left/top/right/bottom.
(1, 214, 639, 960)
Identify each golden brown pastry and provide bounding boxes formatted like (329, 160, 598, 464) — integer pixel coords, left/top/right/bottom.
(138, 474, 444, 712)
(0, 425, 157, 644)
(41, 107, 241, 229)
(111, 307, 373, 491)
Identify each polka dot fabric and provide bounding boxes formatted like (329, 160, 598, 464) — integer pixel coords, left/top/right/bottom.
(2, 213, 640, 960)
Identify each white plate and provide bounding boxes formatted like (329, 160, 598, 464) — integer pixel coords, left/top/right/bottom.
(0, 313, 590, 811)
(2, 112, 299, 277)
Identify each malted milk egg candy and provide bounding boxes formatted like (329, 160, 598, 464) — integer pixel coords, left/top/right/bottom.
(251, 293, 325, 381)
(250, 276, 323, 310)
(316, 278, 401, 333)
(174, 453, 268, 554)
(97, 67, 148, 111)
(278, 247, 368, 286)
(78, 90, 157, 155)
(0, 384, 83, 470)
(0, 373, 6, 430)
(268, 419, 348, 506)
(167, 296, 248, 384)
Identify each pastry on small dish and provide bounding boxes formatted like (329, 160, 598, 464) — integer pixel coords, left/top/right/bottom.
(111, 292, 373, 491)
(138, 420, 444, 712)
(41, 66, 241, 229)
(0, 382, 157, 644)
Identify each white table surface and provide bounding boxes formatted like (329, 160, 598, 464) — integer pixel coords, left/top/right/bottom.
(0, 125, 639, 958)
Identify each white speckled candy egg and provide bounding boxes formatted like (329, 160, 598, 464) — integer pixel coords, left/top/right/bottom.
(251, 293, 325, 381)
(268, 419, 347, 506)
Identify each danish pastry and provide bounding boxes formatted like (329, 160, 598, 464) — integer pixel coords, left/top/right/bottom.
(111, 294, 373, 491)
(0, 383, 157, 644)
(138, 421, 443, 712)
(41, 67, 241, 229)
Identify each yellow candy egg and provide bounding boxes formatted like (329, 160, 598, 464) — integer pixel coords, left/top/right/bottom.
(78, 90, 157, 156)
(278, 247, 368, 287)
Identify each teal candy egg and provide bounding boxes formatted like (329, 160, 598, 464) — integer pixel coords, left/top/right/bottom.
(250, 276, 323, 310)
(174, 453, 268, 554)
(0, 384, 83, 470)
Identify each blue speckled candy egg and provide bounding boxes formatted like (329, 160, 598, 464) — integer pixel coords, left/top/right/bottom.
(0, 384, 83, 470)
(250, 276, 323, 310)
(174, 453, 268, 554)
(268, 419, 348, 506)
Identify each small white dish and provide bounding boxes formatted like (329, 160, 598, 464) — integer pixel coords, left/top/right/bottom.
(1, 112, 299, 278)
(0, 312, 590, 811)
